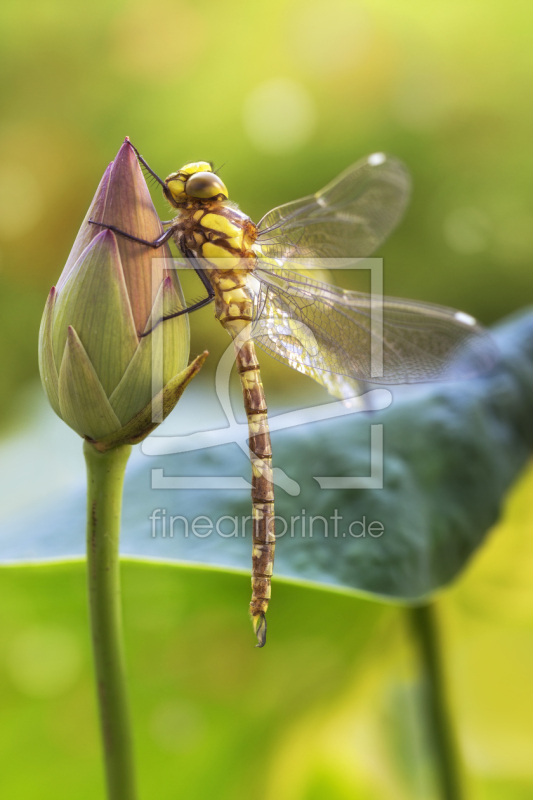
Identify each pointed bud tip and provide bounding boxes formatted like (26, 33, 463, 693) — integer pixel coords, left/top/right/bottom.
(111, 139, 146, 193)
(122, 136, 136, 153)
(90, 227, 118, 248)
(114, 138, 139, 167)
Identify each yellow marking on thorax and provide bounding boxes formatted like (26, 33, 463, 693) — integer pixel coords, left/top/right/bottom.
(227, 235, 244, 250)
(218, 277, 243, 291)
(201, 213, 241, 238)
(201, 241, 241, 269)
(173, 203, 258, 335)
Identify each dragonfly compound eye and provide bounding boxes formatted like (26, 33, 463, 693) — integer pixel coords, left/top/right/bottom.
(185, 172, 228, 200)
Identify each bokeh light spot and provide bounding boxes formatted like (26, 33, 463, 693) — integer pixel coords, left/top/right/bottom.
(6, 626, 82, 698)
(243, 78, 316, 154)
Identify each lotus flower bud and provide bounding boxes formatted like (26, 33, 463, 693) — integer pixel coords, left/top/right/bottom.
(39, 139, 205, 450)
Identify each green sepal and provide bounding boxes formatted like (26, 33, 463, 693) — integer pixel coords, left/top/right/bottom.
(38, 286, 61, 416)
(58, 326, 122, 439)
(91, 352, 208, 452)
(57, 163, 112, 292)
(109, 276, 189, 424)
(53, 230, 139, 397)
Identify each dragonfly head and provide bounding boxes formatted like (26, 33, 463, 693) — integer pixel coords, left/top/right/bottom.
(164, 162, 228, 207)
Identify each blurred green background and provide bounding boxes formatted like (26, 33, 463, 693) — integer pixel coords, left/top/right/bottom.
(1, 0, 533, 797)
(2, 0, 533, 423)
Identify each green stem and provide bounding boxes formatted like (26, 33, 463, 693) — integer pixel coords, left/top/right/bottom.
(408, 602, 463, 800)
(84, 441, 137, 800)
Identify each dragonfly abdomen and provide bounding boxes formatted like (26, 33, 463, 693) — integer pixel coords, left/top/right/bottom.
(236, 339, 275, 648)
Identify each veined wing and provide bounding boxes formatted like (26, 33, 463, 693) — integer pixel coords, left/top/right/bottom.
(255, 153, 411, 266)
(251, 261, 498, 389)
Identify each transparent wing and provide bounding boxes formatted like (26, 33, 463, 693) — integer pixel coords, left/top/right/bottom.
(255, 153, 411, 265)
(251, 261, 498, 387)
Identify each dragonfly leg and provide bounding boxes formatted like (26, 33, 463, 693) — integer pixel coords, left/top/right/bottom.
(140, 292, 215, 336)
(88, 220, 175, 249)
(140, 253, 216, 336)
(127, 143, 168, 190)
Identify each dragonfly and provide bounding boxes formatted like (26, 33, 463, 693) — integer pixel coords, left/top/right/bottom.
(90, 145, 496, 647)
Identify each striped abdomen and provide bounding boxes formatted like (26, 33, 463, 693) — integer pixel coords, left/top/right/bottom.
(210, 267, 275, 648)
(235, 338, 275, 648)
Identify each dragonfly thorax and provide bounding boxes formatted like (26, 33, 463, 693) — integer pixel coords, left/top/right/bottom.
(171, 200, 258, 332)
(173, 202, 257, 267)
